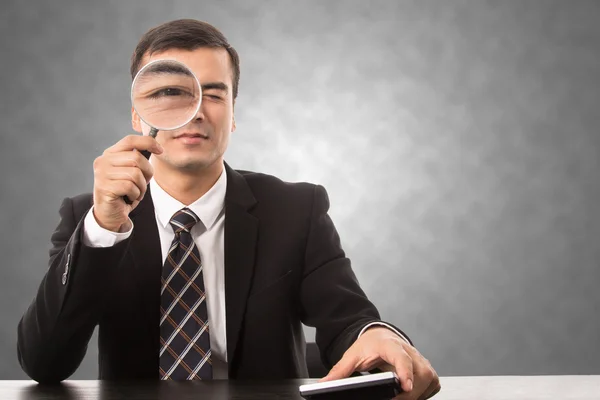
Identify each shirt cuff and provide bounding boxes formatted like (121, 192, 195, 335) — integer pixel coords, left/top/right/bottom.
(358, 322, 410, 344)
(82, 206, 133, 247)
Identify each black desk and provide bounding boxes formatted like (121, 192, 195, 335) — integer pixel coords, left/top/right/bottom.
(3, 376, 600, 399)
(4, 380, 307, 399)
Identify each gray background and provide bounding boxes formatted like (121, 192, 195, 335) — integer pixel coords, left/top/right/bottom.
(1, 0, 599, 379)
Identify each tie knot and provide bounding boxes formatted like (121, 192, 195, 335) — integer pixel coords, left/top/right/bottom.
(169, 208, 200, 234)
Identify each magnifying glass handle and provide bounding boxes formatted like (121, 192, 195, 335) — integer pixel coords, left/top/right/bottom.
(122, 128, 158, 205)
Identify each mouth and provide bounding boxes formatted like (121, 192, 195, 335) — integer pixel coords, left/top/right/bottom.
(173, 132, 210, 145)
(175, 133, 209, 139)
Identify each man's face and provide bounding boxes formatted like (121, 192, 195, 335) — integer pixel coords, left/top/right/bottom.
(132, 47, 236, 172)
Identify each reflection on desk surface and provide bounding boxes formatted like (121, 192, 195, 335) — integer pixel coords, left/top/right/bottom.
(2, 376, 600, 400)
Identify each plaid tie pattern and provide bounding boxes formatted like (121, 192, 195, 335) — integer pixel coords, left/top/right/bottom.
(159, 208, 212, 380)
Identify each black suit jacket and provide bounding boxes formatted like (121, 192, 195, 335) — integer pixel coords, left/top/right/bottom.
(17, 163, 411, 382)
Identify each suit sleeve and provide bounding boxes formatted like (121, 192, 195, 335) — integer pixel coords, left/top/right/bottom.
(299, 185, 412, 370)
(17, 197, 131, 383)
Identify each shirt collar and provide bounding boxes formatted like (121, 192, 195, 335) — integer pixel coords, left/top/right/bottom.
(149, 165, 227, 232)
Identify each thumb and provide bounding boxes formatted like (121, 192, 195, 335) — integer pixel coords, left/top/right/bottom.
(319, 352, 359, 382)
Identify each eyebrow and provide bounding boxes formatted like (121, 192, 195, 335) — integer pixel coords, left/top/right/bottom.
(202, 82, 229, 94)
(143, 63, 193, 77)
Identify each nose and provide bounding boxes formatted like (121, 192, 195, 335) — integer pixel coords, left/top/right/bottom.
(191, 99, 205, 122)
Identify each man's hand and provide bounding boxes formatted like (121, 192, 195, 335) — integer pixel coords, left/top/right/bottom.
(320, 327, 440, 399)
(93, 135, 163, 232)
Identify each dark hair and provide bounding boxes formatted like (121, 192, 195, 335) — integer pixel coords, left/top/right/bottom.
(130, 19, 240, 100)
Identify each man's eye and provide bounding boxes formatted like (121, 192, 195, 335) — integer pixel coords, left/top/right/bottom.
(148, 88, 186, 99)
(204, 94, 222, 100)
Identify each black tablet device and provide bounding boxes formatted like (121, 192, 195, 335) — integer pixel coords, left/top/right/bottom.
(299, 371, 402, 400)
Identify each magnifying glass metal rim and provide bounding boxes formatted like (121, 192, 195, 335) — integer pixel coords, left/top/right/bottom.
(130, 58, 202, 133)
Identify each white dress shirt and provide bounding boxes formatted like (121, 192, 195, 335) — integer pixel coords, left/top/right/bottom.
(81, 163, 408, 379)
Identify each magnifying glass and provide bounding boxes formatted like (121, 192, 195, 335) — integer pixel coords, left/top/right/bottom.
(124, 59, 202, 204)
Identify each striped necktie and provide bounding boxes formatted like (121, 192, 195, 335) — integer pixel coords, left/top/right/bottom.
(159, 207, 212, 380)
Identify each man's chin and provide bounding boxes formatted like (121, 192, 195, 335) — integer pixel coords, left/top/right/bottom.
(175, 160, 210, 171)
(171, 157, 216, 172)
(156, 152, 221, 172)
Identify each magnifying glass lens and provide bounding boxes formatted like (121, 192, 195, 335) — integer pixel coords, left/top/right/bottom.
(131, 60, 201, 131)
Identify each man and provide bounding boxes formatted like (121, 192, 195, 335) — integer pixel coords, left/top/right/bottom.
(17, 19, 440, 399)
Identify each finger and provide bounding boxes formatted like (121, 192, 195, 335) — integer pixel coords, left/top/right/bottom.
(319, 352, 360, 382)
(114, 180, 142, 203)
(96, 179, 142, 203)
(422, 381, 441, 400)
(402, 347, 438, 400)
(106, 152, 154, 183)
(105, 167, 148, 201)
(418, 364, 440, 400)
(105, 135, 163, 154)
(381, 345, 414, 393)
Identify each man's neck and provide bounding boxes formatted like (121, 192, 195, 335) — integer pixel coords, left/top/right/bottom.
(153, 160, 224, 206)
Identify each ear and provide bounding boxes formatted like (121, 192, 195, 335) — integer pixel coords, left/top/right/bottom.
(131, 106, 142, 132)
(231, 115, 236, 133)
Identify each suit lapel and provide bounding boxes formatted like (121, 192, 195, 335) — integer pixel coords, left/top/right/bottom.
(129, 185, 162, 273)
(128, 186, 163, 347)
(223, 163, 259, 371)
